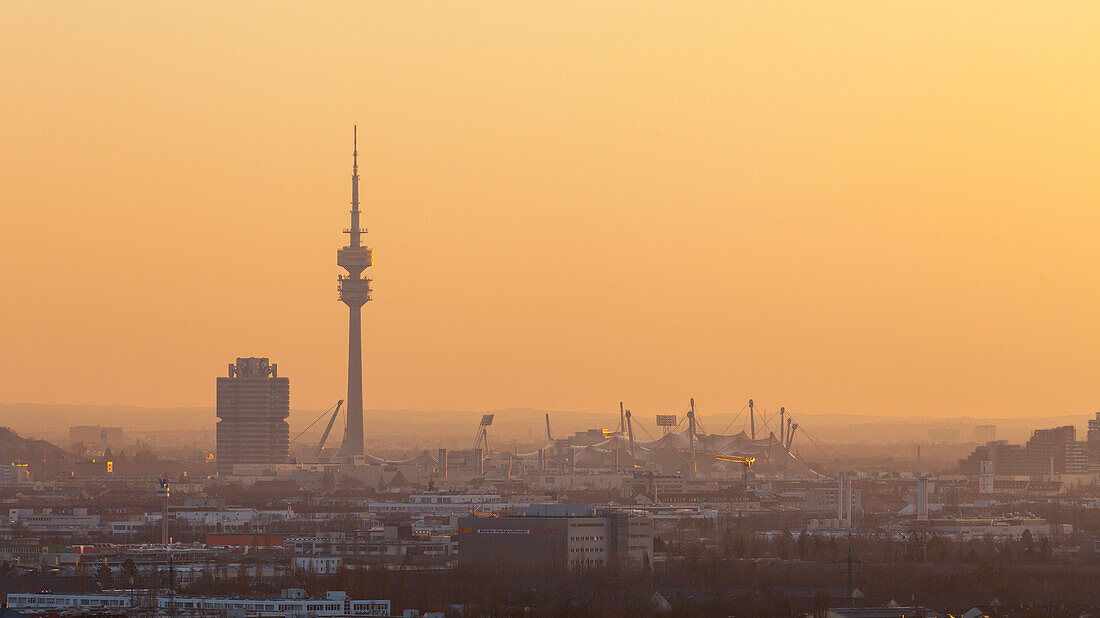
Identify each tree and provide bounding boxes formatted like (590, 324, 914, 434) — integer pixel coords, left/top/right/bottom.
(97, 563, 112, 588)
(235, 564, 250, 593)
(1039, 534, 1053, 560)
(121, 558, 138, 588)
(813, 592, 830, 618)
(1021, 529, 1035, 558)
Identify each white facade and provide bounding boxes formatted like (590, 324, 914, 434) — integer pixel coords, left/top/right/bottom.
(978, 460, 994, 494)
(920, 516, 1052, 539)
(1, 463, 30, 485)
(111, 520, 152, 536)
(294, 555, 344, 574)
(7, 593, 133, 612)
(9, 592, 390, 617)
(8, 510, 101, 533)
(567, 519, 610, 568)
(369, 498, 507, 516)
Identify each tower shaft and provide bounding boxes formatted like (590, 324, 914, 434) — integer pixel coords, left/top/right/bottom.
(345, 305, 364, 455)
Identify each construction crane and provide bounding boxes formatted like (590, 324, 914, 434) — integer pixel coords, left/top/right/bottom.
(288, 400, 344, 458)
(315, 400, 344, 458)
(715, 455, 755, 501)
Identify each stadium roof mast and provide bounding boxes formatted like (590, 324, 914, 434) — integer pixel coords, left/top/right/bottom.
(688, 398, 698, 480)
(748, 399, 756, 440)
(625, 410, 637, 458)
(473, 414, 494, 453)
(337, 126, 373, 457)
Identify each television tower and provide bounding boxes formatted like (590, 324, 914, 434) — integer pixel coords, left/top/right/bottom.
(337, 126, 372, 456)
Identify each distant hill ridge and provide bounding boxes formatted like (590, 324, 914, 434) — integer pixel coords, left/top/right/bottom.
(0, 402, 1090, 441)
(0, 426, 78, 464)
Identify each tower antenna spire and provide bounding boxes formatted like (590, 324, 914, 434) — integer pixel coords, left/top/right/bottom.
(350, 126, 360, 245)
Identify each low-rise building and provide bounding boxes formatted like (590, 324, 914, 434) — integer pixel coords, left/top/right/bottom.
(457, 504, 652, 570)
(293, 555, 343, 574)
(8, 509, 101, 534)
(7, 591, 391, 617)
(907, 515, 1051, 539)
(1, 463, 31, 486)
(7, 593, 133, 612)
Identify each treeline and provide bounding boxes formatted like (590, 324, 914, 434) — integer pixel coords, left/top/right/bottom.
(172, 547, 1100, 617)
(160, 517, 1100, 615)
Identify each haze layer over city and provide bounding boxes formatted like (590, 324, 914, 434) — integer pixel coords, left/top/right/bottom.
(3, 3, 1100, 617)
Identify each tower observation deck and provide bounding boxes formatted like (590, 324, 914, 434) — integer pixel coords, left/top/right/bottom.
(337, 127, 372, 457)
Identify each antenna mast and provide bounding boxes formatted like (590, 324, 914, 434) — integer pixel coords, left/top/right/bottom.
(337, 126, 373, 457)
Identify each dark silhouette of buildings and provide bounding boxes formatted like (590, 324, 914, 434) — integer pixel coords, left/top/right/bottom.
(960, 440, 1027, 476)
(1088, 412, 1100, 471)
(960, 422, 1094, 478)
(1026, 425, 1087, 476)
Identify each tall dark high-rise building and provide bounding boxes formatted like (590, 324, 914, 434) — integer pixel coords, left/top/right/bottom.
(972, 424, 996, 443)
(959, 440, 1027, 476)
(337, 127, 373, 457)
(215, 357, 290, 473)
(1088, 413, 1100, 471)
(1025, 425, 1086, 477)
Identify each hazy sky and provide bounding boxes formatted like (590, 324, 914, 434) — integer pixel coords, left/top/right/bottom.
(2, 2, 1099, 418)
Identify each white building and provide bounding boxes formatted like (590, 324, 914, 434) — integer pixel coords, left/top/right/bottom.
(293, 555, 344, 574)
(0, 463, 30, 485)
(8, 591, 391, 617)
(160, 590, 389, 616)
(8, 509, 101, 534)
(369, 494, 507, 517)
(7, 593, 133, 612)
(909, 515, 1052, 539)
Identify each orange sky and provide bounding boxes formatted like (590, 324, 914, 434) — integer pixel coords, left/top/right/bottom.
(2, 2, 1099, 418)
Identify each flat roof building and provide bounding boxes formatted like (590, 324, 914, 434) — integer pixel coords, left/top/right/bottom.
(458, 505, 652, 571)
(216, 357, 289, 474)
(960, 440, 1028, 476)
(1026, 425, 1086, 477)
(7, 591, 390, 617)
(1088, 412, 1100, 470)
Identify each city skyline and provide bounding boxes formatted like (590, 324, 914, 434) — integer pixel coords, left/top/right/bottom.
(3, 3, 1100, 418)
(5, 5, 1100, 615)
